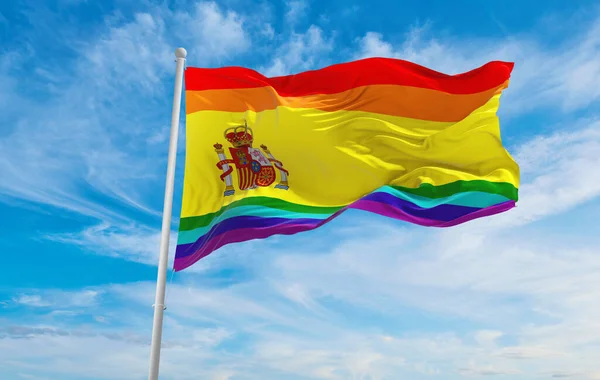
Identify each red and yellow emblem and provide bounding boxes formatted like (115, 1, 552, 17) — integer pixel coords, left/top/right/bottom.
(213, 123, 289, 196)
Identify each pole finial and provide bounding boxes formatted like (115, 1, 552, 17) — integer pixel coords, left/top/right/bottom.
(175, 47, 187, 59)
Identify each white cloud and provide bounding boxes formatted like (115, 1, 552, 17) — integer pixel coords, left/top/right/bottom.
(45, 223, 175, 266)
(285, 0, 308, 25)
(474, 330, 503, 347)
(1, 18, 164, 221)
(84, 12, 172, 94)
(174, 2, 250, 61)
(12, 295, 52, 308)
(458, 362, 520, 376)
(11, 289, 100, 309)
(261, 25, 335, 77)
(0, 2, 251, 225)
(495, 346, 564, 360)
(356, 32, 397, 58)
(0, 282, 485, 379)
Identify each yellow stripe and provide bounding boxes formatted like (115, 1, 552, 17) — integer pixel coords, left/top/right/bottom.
(181, 94, 518, 218)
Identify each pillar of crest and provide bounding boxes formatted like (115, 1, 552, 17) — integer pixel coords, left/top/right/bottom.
(260, 144, 289, 190)
(214, 143, 235, 196)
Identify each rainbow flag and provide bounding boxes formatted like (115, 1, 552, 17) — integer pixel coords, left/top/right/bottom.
(174, 58, 519, 271)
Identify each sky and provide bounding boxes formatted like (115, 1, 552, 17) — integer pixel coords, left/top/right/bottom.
(1, 0, 600, 379)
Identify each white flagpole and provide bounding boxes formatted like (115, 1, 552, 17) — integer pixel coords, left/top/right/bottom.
(148, 47, 187, 380)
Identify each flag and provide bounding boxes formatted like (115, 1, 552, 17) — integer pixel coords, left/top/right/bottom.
(174, 57, 519, 271)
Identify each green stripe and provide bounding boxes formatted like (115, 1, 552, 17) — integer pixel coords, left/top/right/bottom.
(391, 180, 518, 201)
(177, 188, 508, 244)
(178, 180, 517, 232)
(177, 207, 332, 245)
(178, 197, 342, 231)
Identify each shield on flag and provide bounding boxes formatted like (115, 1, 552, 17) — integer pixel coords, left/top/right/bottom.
(248, 147, 276, 187)
(229, 147, 276, 189)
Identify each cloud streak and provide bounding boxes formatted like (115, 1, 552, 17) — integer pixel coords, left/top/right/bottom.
(0, 2, 252, 226)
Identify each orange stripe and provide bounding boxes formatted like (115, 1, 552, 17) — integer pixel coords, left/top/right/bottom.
(185, 81, 509, 122)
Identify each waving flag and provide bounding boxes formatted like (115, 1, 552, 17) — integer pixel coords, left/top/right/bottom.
(174, 57, 520, 271)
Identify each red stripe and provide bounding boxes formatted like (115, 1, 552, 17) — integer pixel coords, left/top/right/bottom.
(240, 168, 249, 190)
(185, 57, 514, 96)
(239, 167, 257, 190)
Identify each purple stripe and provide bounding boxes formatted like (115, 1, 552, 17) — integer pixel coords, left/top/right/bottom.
(436, 199, 515, 227)
(173, 199, 515, 271)
(361, 192, 479, 221)
(174, 222, 321, 271)
(350, 199, 445, 226)
(179, 193, 480, 258)
(351, 199, 515, 227)
(177, 215, 323, 258)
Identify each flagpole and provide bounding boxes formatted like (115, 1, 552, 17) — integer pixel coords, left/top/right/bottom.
(148, 47, 187, 380)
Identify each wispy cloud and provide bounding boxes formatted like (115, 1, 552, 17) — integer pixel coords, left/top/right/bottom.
(458, 362, 520, 376)
(12, 295, 52, 308)
(285, 0, 309, 25)
(11, 289, 100, 309)
(0, 2, 252, 225)
(45, 223, 175, 266)
(6, 256, 599, 380)
(173, 2, 251, 61)
(260, 25, 335, 76)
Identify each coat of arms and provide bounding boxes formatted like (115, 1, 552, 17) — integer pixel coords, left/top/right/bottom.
(213, 122, 289, 196)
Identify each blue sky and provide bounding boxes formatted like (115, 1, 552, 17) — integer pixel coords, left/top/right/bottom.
(1, 0, 600, 379)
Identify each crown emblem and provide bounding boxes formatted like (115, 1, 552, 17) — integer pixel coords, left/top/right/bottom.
(213, 121, 290, 197)
(224, 121, 253, 148)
